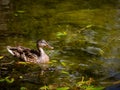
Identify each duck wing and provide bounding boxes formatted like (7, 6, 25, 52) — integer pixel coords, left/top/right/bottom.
(7, 46, 30, 58)
(7, 46, 40, 62)
(22, 49, 40, 62)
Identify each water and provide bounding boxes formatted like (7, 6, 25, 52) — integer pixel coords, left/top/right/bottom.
(0, 0, 120, 89)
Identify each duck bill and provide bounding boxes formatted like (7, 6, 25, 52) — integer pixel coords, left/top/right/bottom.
(47, 44, 54, 49)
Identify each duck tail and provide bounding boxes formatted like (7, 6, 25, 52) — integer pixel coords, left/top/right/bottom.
(6, 46, 15, 56)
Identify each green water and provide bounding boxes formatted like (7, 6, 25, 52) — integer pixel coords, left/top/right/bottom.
(0, 0, 120, 89)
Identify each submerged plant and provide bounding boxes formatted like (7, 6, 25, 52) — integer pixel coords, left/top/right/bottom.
(76, 76, 104, 90)
(0, 76, 14, 83)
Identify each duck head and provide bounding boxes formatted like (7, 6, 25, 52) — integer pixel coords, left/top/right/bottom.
(37, 39, 54, 49)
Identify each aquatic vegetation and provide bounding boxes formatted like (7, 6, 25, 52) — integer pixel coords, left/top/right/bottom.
(39, 76, 104, 90)
(20, 87, 28, 90)
(0, 56, 4, 59)
(0, 76, 14, 83)
(81, 46, 104, 56)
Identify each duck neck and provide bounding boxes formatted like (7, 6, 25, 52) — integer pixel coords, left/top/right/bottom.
(38, 47, 46, 56)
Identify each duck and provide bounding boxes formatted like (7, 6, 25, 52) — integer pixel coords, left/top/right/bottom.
(6, 39, 53, 63)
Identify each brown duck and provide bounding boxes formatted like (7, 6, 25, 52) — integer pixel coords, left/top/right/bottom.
(7, 40, 53, 63)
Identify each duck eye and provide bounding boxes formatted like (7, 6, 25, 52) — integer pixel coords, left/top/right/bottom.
(39, 39, 44, 42)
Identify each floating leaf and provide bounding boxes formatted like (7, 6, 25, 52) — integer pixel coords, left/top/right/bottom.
(40, 85, 48, 89)
(51, 60, 58, 63)
(60, 61, 67, 67)
(5, 77, 14, 83)
(61, 70, 69, 75)
(20, 87, 28, 90)
(17, 61, 30, 65)
(56, 32, 67, 38)
(99, 49, 104, 55)
(19, 76, 23, 79)
(56, 87, 70, 90)
(17, 10, 25, 13)
(0, 56, 4, 59)
(86, 24, 93, 28)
